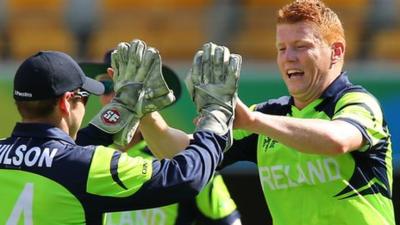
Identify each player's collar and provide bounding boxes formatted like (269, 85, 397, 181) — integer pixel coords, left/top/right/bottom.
(12, 123, 76, 144)
(320, 72, 351, 99)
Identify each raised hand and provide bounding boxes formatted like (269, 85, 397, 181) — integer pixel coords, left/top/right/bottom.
(91, 39, 175, 146)
(186, 42, 241, 151)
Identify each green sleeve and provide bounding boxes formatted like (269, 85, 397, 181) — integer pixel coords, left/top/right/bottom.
(87, 146, 153, 197)
(195, 174, 237, 219)
(333, 92, 388, 151)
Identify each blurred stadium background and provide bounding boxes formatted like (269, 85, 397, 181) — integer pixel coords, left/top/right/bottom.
(0, 0, 399, 224)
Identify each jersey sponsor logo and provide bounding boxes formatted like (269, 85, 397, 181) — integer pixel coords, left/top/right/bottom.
(142, 161, 148, 175)
(0, 144, 58, 168)
(102, 109, 121, 124)
(259, 157, 342, 190)
(105, 208, 167, 225)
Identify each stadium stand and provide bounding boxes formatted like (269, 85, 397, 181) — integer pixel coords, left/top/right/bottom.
(372, 30, 400, 60)
(2, 0, 399, 60)
(94, 3, 208, 59)
(7, 0, 74, 57)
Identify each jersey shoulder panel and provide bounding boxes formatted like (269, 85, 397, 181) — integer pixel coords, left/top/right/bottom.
(333, 91, 388, 150)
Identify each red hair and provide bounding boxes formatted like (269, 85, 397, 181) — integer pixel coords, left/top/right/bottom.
(277, 0, 345, 46)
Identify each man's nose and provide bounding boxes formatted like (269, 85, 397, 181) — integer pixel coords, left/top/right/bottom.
(284, 47, 297, 62)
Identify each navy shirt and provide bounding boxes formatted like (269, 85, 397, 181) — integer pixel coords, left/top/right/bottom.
(0, 123, 225, 225)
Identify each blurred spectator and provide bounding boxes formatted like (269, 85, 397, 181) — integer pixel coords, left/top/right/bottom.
(64, 0, 101, 60)
(207, 0, 244, 46)
(356, 0, 397, 60)
(0, 0, 11, 59)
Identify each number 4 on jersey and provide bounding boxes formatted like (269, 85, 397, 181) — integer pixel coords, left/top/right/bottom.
(6, 183, 34, 225)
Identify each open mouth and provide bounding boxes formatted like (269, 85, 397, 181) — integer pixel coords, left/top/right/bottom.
(287, 69, 304, 79)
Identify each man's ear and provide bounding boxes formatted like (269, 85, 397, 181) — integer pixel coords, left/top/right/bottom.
(107, 68, 114, 79)
(59, 93, 72, 116)
(331, 42, 345, 64)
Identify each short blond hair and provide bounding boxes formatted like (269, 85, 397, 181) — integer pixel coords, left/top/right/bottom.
(277, 0, 345, 45)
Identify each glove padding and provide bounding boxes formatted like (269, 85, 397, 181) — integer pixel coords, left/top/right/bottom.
(186, 42, 241, 152)
(91, 39, 175, 146)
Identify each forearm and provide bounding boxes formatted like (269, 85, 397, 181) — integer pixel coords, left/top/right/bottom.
(94, 131, 224, 212)
(140, 112, 191, 159)
(243, 111, 363, 155)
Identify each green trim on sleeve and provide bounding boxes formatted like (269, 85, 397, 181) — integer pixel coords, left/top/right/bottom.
(87, 146, 153, 197)
(195, 174, 237, 219)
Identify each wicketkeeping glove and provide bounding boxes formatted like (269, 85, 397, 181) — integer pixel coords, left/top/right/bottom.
(90, 39, 175, 146)
(186, 42, 241, 152)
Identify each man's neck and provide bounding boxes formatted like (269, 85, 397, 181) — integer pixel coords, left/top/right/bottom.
(293, 71, 342, 110)
(22, 117, 67, 134)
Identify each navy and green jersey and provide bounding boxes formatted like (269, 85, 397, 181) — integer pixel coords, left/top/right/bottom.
(105, 141, 240, 225)
(0, 123, 225, 225)
(222, 74, 394, 225)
